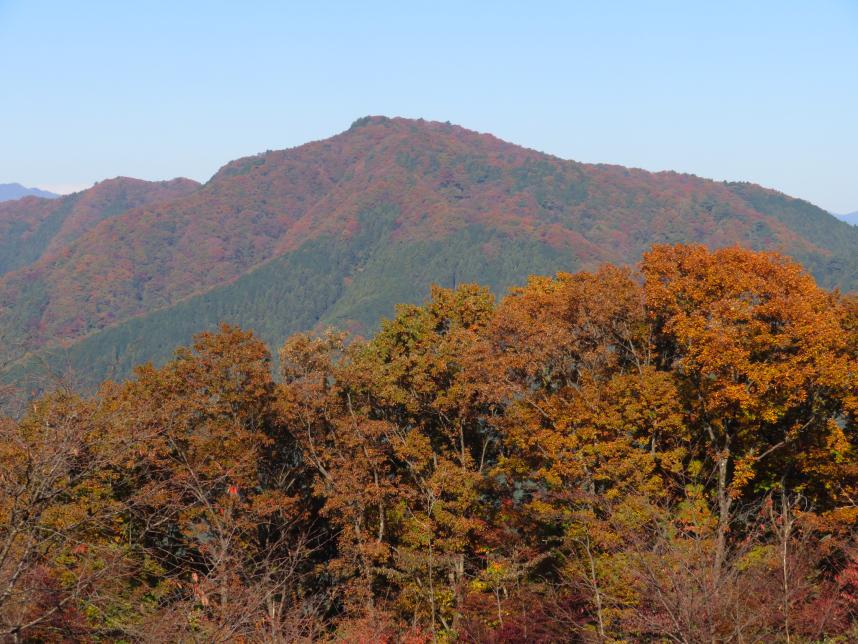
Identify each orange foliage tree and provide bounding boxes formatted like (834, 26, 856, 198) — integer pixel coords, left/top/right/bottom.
(0, 244, 855, 641)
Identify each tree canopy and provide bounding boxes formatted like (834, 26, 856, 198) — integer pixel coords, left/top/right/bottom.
(1, 244, 856, 642)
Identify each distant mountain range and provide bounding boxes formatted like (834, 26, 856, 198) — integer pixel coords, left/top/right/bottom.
(834, 211, 858, 226)
(0, 182, 59, 202)
(1, 116, 856, 393)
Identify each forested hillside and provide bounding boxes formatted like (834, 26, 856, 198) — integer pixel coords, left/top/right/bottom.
(0, 177, 199, 276)
(1, 245, 856, 641)
(0, 117, 855, 392)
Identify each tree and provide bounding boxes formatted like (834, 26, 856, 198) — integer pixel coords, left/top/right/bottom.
(0, 392, 133, 641)
(0, 245, 855, 640)
(643, 245, 857, 570)
(105, 324, 322, 640)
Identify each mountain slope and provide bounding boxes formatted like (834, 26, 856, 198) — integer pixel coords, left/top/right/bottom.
(0, 177, 200, 276)
(5, 213, 569, 392)
(0, 183, 59, 202)
(0, 116, 856, 389)
(722, 184, 858, 288)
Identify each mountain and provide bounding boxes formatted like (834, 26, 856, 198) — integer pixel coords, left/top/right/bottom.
(0, 183, 59, 202)
(834, 210, 858, 226)
(1, 116, 856, 392)
(0, 177, 200, 276)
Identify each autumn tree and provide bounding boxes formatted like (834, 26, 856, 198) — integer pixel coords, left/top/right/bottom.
(0, 392, 135, 641)
(280, 285, 500, 637)
(643, 245, 857, 570)
(467, 265, 690, 636)
(0, 245, 855, 641)
(101, 324, 322, 640)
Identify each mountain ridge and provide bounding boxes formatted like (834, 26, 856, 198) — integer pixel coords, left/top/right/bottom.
(0, 177, 200, 277)
(0, 116, 855, 391)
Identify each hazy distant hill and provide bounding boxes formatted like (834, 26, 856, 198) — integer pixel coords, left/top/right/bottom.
(0, 116, 856, 391)
(0, 183, 59, 202)
(834, 211, 858, 226)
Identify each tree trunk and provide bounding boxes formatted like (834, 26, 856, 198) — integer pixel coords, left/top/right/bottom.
(713, 437, 732, 574)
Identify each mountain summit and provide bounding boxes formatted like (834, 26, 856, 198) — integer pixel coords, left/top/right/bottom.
(1, 116, 856, 390)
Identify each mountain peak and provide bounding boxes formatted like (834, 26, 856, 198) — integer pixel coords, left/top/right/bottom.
(88, 175, 201, 194)
(348, 114, 394, 129)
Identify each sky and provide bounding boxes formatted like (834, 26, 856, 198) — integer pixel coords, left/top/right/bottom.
(1, 1, 856, 213)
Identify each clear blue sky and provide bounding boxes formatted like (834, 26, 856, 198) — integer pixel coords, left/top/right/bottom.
(1, 1, 856, 213)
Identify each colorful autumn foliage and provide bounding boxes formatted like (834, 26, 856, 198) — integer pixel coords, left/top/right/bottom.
(1, 117, 857, 395)
(0, 177, 199, 278)
(0, 244, 856, 641)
